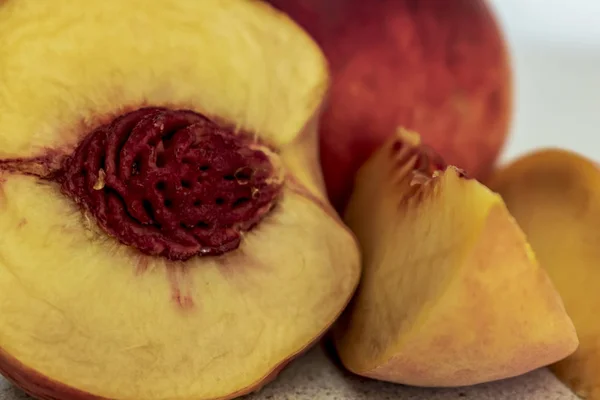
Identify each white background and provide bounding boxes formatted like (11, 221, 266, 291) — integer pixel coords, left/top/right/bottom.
(487, 0, 600, 163)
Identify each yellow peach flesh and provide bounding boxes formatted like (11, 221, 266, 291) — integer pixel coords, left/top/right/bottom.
(335, 129, 578, 387)
(0, 174, 358, 399)
(0, 0, 327, 157)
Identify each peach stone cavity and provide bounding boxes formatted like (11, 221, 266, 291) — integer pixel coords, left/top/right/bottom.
(56, 107, 283, 261)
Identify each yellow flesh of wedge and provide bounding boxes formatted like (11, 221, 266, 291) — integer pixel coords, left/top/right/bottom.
(336, 130, 577, 386)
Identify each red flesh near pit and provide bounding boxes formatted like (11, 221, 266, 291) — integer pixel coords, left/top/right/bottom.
(56, 108, 282, 261)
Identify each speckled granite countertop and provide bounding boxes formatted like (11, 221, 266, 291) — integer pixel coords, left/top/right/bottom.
(0, 344, 578, 400)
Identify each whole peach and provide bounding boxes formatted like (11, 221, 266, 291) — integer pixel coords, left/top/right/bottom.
(266, 0, 513, 211)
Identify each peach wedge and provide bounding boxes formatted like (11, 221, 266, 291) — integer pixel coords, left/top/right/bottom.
(0, 1, 360, 400)
(334, 129, 578, 387)
(490, 149, 600, 399)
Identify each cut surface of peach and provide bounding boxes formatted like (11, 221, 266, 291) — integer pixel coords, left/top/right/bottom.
(0, 1, 360, 399)
(334, 129, 578, 387)
(489, 149, 600, 399)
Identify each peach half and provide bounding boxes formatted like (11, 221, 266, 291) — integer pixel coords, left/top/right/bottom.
(0, 1, 360, 400)
(490, 149, 600, 399)
(334, 129, 578, 387)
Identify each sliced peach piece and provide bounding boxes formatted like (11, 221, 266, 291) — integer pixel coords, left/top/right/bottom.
(0, 1, 360, 400)
(489, 149, 600, 399)
(334, 129, 578, 387)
